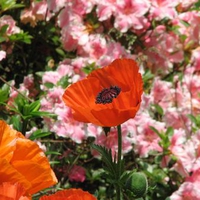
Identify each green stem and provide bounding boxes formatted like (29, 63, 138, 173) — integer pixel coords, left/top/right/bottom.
(21, 119, 28, 136)
(116, 125, 122, 200)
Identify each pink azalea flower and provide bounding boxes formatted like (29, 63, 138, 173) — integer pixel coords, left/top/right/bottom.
(42, 71, 61, 85)
(96, 0, 121, 21)
(172, 11, 200, 50)
(170, 169, 200, 200)
(68, 165, 86, 182)
(149, 0, 179, 20)
(0, 50, 6, 61)
(151, 78, 174, 109)
(144, 25, 184, 72)
(177, 0, 198, 11)
(40, 85, 86, 143)
(53, 106, 86, 143)
(164, 108, 190, 130)
(47, 0, 67, 13)
(133, 113, 165, 157)
(96, 41, 130, 67)
(21, 0, 52, 27)
(114, 0, 150, 32)
(170, 130, 200, 177)
(0, 15, 20, 35)
(191, 48, 200, 71)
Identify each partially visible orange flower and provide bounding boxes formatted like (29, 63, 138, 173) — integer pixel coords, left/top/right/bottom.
(0, 120, 58, 195)
(39, 188, 97, 200)
(0, 182, 30, 200)
(62, 58, 143, 127)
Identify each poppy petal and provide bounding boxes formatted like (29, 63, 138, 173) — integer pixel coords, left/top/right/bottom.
(39, 188, 97, 200)
(62, 58, 143, 127)
(11, 138, 57, 194)
(0, 121, 17, 162)
(0, 158, 31, 191)
(0, 182, 30, 200)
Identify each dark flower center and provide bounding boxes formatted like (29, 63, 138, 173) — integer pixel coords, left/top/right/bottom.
(95, 86, 121, 104)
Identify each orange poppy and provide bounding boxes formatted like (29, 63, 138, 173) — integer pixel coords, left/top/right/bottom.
(0, 182, 30, 200)
(0, 120, 58, 195)
(62, 58, 143, 127)
(39, 188, 97, 200)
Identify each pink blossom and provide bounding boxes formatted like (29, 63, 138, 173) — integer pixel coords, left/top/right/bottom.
(133, 113, 165, 157)
(191, 48, 200, 71)
(53, 106, 86, 143)
(170, 169, 200, 200)
(177, 0, 198, 11)
(0, 50, 6, 61)
(68, 165, 86, 182)
(59, 11, 90, 51)
(150, 78, 174, 109)
(42, 71, 61, 85)
(173, 11, 200, 50)
(69, 0, 95, 16)
(96, 41, 130, 67)
(170, 130, 200, 176)
(21, 0, 52, 27)
(149, 0, 179, 20)
(47, 0, 67, 13)
(78, 34, 107, 59)
(42, 62, 76, 85)
(87, 124, 102, 138)
(40, 86, 86, 143)
(114, 0, 150, 32)
(96, 0, 122, 21)
(0, 15, 20, 35)
(164, 108, 190, 129)
(144, 25, 184, 72)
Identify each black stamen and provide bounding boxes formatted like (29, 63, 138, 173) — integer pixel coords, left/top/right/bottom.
(95, 86, 121, 104)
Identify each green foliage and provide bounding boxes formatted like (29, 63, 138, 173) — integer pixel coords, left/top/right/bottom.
(82, 62, 97, 74)
(0, 0, 24, 13)
(0, 84, 9, 104)
(9, 31, 32, 44)
(188, 114, 200, 132)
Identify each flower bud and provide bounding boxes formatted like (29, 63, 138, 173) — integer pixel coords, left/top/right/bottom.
(125, 172, 148, 198)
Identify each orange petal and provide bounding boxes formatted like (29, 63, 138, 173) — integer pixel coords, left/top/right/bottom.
(12, 160, 57, 194)
(0, 158, 31, 192)
(11, 138, 57, 194)
(0, 121, 17, 162)
(40, 188, 97, 200)
(0, 120, 57, 195)
(0, 182, 31, 200)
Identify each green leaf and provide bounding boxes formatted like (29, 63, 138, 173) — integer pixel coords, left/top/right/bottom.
(188, 114, 198, 125)
(0, 84, 9, 103)
(29, 100, 41, 112)
(29, 130, 52, 140)
(149, 126, 160, 136)
(0, 0, 24, 12)
(82, 62, 97, 74)
(30, 111, 57, 118)
(152, 104, 164, 116)
(165, 127, 174, 137)
(0, 24, 8, 34)
(91, 144, 117, 177)
(58, 75, 69, 88)
(45, 151, 62, 155)
(10, 115, 22, 131)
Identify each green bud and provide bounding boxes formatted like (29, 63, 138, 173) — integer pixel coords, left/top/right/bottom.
(125, 172, 148, 198)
